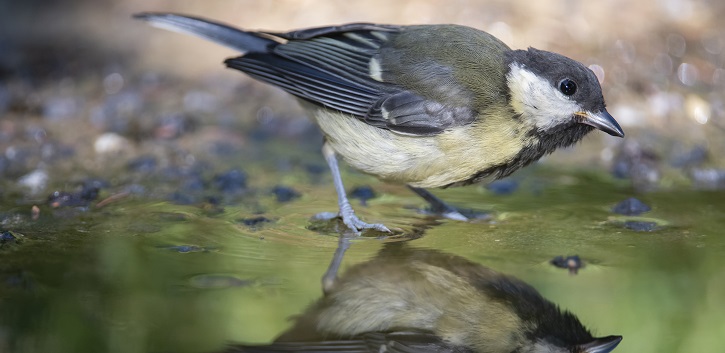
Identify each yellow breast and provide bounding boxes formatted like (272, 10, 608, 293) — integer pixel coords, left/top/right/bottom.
(312, 107, 533, 188)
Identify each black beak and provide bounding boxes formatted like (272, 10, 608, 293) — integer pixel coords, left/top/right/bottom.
(578, 335, 623, 353)
(576, 110, 624, 138)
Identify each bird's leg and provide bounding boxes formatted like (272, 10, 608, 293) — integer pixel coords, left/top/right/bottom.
(407, 186, 468, 221)
(321, 231, 352, 295)
(322, 143, 390, 234)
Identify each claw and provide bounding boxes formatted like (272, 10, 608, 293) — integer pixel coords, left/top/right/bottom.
(341, 213, 390, 234)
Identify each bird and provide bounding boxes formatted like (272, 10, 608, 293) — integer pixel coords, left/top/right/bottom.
(222, 244, 623, 353)
(134, 13, 624, 234)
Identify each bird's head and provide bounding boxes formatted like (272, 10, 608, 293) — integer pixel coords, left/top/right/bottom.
(504, 48, 624, 139)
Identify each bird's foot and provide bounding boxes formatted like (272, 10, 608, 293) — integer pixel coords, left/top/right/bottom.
(342, 213, 390, 234)
(313, 211, 390, 235)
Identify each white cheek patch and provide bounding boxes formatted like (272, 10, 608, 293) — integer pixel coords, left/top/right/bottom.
(506, 64, 582, 131)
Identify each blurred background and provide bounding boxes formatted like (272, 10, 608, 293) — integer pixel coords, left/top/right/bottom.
(1, 1, 724, 353)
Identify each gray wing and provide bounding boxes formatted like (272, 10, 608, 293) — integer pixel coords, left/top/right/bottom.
(225, 24, 478, 136)
(223, 332, 474, 353)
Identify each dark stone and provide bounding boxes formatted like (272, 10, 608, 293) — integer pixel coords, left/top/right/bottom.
(48, 191, 87, 208)
(47, 179, 107, 208)
(159, 245, 208, 253)
(212, 169, 247, 193)
(239, 216, 272, 227)
(127, 155, 157, 173)
(305, 164, 326, 175)
(550, 255, 583, 274)
(272, 186, 300, 202)
(350, 186, 376, 205)
(1, 230, 18, 244)
(612, 197, 651, 216)
(486, 179, 519, 195)
(623, 221, 658, 232)
(180, 176, 206, 192)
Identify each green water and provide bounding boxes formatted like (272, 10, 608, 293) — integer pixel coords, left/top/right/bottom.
(1, 169, 723, 353)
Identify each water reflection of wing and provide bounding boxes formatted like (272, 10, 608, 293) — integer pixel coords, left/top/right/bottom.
(228, 332, 473, 353)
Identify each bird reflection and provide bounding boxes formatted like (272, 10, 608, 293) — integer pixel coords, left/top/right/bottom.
(225, 241, 621, 353)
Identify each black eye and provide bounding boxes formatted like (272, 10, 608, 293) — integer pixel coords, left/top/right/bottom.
(559, 79, 577, 96)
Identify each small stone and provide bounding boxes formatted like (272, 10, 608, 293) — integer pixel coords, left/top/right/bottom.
(624, 221, 658, 232)
(550, 255, 583, 275)
(239, 216, 272, 227)
(94, 132, 130, 154)
(612, 197, 651, 216)
(272, 186, 300, 202)
(213, 169, 247, 193)
(305, 164, 326, 175)
(1, 230, 19, 244)
(350, 186, 376, 205)
(158, 245, 208, 253)
(486, 179, 519, 195)
(127, 155, 157, 173)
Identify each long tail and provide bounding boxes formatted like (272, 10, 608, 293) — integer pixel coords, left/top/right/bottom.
(133, 13, 276, 54)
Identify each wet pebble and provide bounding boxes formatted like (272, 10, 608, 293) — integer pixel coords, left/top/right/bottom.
(238, 216, 272, 227)
(550, 255, 583, 275)
(486, 179, 519, 195)
(127, 155, 157, 173)
(305, 164, 326, 176)
(0, 230, 21, 245)
(180, 175, 206, 192)
(612, 197, 651, 216)
(48, 191, 88, 208)
(213, 169, 247, 193)
(47, 180, 105, 208)
(272, 185, 300, 202)
(623, 221, 659, 232)
(350, 186, 376, 205)
(94, 132, 130, 154)
(157, 245, 210, 253)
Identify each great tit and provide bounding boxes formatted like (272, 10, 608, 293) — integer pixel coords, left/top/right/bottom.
(134, 14, 624, 234)
(223, 244, 623, 353)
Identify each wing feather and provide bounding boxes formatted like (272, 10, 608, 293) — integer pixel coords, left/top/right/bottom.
(226, 25, 478, 135)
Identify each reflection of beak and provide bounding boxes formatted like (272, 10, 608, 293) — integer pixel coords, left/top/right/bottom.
(579, 335, 623, 353)
(575, 110, 625, 137)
